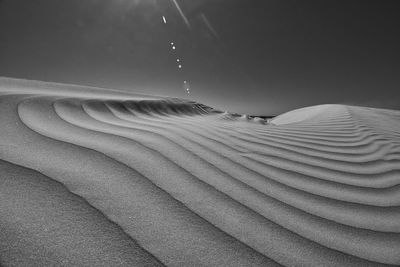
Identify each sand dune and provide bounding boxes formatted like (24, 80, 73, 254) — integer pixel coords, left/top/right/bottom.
(1, 78, 400, 266)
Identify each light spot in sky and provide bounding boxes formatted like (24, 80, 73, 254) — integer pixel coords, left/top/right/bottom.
(184, 81, 191, 95)
(161, 11, 191, 97)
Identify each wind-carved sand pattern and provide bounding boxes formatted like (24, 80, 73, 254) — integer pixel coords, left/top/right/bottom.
(0, 78, 400, 266)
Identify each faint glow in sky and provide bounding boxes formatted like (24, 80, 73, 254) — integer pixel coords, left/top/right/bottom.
(200, 13, 220, 39)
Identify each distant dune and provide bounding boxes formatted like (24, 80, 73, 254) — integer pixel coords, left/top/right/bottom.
(1, 77, 400, 266)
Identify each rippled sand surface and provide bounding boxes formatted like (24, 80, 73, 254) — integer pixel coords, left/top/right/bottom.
(1, 78, 399, 266)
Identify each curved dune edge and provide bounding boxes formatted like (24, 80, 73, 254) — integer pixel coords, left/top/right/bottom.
(1, 78, 400, 266)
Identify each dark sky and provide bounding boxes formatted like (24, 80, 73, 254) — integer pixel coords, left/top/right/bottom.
(0, 0, 399, 115)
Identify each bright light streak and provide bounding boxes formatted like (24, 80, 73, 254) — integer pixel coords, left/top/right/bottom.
(162, 16, 167, 24)
(170, 0, 191, 29)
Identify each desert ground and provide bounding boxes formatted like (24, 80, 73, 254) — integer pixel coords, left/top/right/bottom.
(0, 77, 399, 266)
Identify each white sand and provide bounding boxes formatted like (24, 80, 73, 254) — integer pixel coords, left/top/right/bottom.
(0, 77, 399, 266)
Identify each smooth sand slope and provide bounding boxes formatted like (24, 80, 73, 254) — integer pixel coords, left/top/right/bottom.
(0, 77, 400, 266)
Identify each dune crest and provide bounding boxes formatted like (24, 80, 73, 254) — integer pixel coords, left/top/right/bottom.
(1, 77, 400, 266)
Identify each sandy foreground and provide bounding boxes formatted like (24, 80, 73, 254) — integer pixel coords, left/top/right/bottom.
(0, 77, 399, 266)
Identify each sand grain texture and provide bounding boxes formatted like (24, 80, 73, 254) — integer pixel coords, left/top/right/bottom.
(0, 78, 399, 266)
